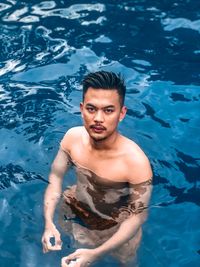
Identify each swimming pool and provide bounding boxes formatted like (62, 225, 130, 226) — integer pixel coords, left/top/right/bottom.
(0, 1, 199, 266)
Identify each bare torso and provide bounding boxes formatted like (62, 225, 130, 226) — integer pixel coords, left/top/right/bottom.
(61, 126, 148, 183)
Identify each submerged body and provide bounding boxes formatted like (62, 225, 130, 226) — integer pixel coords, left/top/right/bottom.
(58, 126, 152, 264)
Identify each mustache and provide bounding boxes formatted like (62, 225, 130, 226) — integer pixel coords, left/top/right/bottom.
(90, 124, 107, 130)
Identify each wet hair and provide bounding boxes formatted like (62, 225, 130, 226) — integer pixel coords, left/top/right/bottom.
(82, 71, 126, 106)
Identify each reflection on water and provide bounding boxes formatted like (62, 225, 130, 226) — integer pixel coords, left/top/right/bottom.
(0, 163, 47, 190)
(0, 0, 199, 266)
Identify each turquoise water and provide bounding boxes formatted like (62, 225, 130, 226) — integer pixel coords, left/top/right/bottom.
(0, 1, 199, 266)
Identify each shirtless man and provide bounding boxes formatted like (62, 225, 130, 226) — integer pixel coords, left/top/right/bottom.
(41, 71, 153, 267)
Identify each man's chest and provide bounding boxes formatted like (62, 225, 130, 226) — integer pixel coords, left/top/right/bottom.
(69, 149, 128, 183)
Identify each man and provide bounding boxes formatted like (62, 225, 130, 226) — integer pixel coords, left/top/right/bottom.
(41, 71, 152, 266)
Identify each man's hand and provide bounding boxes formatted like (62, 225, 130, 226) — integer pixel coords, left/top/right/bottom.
(41, 224, 62, 253)
(61, 248, 99, 267)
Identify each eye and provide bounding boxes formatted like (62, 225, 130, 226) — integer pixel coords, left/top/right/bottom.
(104, 108, 114, 114)
(86, 107, 95, 113)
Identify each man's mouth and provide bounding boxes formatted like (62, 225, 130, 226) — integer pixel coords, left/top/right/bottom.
(90, 125, 106, 133)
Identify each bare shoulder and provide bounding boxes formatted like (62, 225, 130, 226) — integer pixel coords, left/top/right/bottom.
(122, 137, 153, 184)
(60, 126, 85, 152)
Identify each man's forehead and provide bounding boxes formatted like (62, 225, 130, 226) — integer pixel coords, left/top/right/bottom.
(83, 89, 121, 108)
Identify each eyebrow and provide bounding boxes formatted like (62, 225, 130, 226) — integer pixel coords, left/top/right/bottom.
(85, 103, 115, 109)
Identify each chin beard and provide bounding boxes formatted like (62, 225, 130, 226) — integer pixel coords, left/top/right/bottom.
(90, 131, 115, 142)
(91, 136, 107, 142)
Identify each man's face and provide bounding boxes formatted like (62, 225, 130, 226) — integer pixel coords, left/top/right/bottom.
(80, 87, 127, 142)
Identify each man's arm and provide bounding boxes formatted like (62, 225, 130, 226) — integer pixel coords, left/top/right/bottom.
(42, 148, 70, 253)
(94, 178, 152, 254)
(61, 213, 144, 267)
(92, 153, 153, 256)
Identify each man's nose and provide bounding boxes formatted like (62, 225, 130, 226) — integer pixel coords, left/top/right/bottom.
(94, 110, 104, 122)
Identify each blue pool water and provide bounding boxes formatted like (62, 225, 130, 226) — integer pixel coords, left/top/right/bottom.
(0, 1, 199, 266)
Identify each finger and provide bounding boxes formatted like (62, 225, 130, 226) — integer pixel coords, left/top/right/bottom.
(65, 251, 77, 261)
(61, 249, 80, 267)
(46, 242, 61, 251)
(43, 235, 60, 251)
(54, 233, 62, 248)
(43, 241, 50, 253)
(41, 238, 49, 253)
(69, 261, 80, 267)
(61, 257, 70, 267)
(43, 244, 49, 253)
(45, 239, 55, 251)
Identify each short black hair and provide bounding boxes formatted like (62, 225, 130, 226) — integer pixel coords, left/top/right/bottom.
(82, 71, 126, 106)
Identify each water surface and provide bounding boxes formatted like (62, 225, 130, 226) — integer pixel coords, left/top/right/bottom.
(0, 1, 199, 266)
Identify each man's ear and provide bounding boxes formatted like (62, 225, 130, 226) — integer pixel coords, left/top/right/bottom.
(80, 102, 83, 117)
(119, 106, 127, 121)
(80, 102, 83, 110)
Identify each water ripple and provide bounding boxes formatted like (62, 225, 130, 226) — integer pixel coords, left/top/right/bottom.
(35, 25, 74, 60)
(0, 3, 11, 12)
(0, 81, 71, 142)
(0, 2, 200, 266)
(0, 163, 47, 190)
(32, 3, 105, 20)
(162, 17, 200, 33)
(0, 59, 23, 76)
(2, 2, 106, 23)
